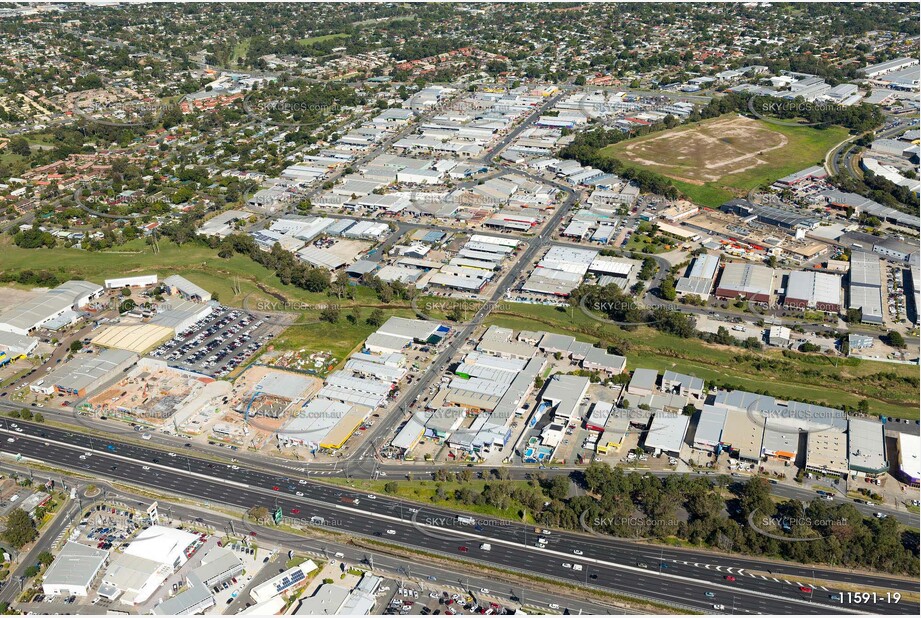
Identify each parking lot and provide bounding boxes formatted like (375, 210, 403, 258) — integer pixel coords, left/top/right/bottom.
(385, 585, 515, 616)
(150, 306, 276, 377)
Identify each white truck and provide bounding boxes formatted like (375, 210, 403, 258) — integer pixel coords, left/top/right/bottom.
(457, 515, 476, 525)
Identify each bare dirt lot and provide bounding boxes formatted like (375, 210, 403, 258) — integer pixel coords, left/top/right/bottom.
(613, 116, 789, 185)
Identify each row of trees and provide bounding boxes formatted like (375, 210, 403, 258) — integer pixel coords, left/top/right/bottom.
(428, 464, 918, 576)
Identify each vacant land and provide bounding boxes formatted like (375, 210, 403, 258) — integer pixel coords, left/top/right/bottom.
(601, 116, 849, 207)
(485, 303, 918, 419)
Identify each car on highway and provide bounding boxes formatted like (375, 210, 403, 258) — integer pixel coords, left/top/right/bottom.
(299, 479, 308, 485)
(458, 546, 469, 553)
(572, 549, 583, 555)
(713, 604, 725, 610)
(167, 452, 176, 457)
(142, 466, 151, 471)
(141, 433, 151, 440)
(272, 486, 279, 491)
(636, 562, 648, 568)
(366, 494, 377, 500)
(830, 594, 841, 601)
(705, 592, 715, 598)
(548, 604, 560, 610)
(385, 529, 396, 535)
(291, 508, 300, 515)
(799, 586, 812, 593)
(562, 562, 572, 569)
(724, 575, 735, 582)
(295, 491, 304, 497)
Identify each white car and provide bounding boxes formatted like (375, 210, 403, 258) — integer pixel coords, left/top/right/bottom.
(142, 466, 151, 471)
(299, 479, 308, 485)
(562, 562, 572, 569)
(713, 605, 725, 611)
(385, 529, 396, 535)
(429, 592, 439, 599)
(167, 452, 177, 457)
(573, 549, 583, 555)
(296, 491, 304, 497)
(141, 433, 151, 440)
(479, 588, 489, 594)
(367, 494, 377, 500)
(548, 604, 560, 610)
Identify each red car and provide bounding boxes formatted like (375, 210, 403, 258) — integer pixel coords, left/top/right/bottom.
(250, 531, 257, 537)
(458, 546, 469, 553)
(724, 575, 736, 582)
(272, 486, 279, 491)
(799, 586, 812, 593)
(291, 508, 301, 514)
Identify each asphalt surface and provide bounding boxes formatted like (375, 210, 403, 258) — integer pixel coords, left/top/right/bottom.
(0, 423, 916, 615)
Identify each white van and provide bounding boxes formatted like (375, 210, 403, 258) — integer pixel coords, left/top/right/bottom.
(480, 543, 491, 551)
(334, 552, 345, 559)
(572, 564, 583, 572)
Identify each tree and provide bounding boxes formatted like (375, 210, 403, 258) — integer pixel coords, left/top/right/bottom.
(33, 412, 45, 423)
(319, 305, 340, 323)
(23, 565, 40, 578)
(70, 340, 84, 353)
(2, 508, 37, 548)
(9, 136, 31, 157)
(383, 481, 398, 494)
(886, 331, 906, 349)
(366, 308, 385, 327)
(37, 551, 54, 566)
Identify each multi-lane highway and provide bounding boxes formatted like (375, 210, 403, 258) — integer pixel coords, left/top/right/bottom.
(1, 420, 915, 615)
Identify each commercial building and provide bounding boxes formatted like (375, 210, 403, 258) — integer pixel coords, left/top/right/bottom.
(0, 331, 38, 357)
(804, 428, 848, 477)
(539, 374, 590, 425)
(149, 298, 213, 335)
(0, 280, 103, 336)
(101, 526, 199, 605)
(163, 275, 212, 303)
(858, 57, 919, 78)
(847, 418, 888, 478)
(693, 404, 728, 452)
(768, 325, 792, 347)
(104, 275, 158, 289)
(784, 271, 842, 313)
(642, 413, 690, 457)
(897, 432, 920, 487)
(627, 368, 658, 397)
(676, 254, 720, 300)
(250, 562, 317, 604)
(42, 541, 109, 597)
(848, 252, 884, 324)
(31, 348, 137, 397)
(661, 371, 704, 399)
(91, 324, 174, 354)
(715, 262, 775, 303)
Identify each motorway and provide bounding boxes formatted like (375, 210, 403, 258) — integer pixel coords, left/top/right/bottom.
(0, 421, 916, 615)
(0, 465, 633, 616)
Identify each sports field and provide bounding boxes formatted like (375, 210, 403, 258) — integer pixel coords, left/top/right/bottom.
(601, 115, 849, 207)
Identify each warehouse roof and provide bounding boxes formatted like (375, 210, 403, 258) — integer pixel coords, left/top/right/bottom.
(644, 413, 690, 454)
(694, 404, 728, 447)
(0, 280, 101, 333)
(42, 349, 137, 394)
(806, 429, 849, 475)
(718, 262, 775, 297)
(91, 324, 174, 354)
(43, 541, 108, 589)
(847, 418, 888, 474)
(786, 271, 841, 307)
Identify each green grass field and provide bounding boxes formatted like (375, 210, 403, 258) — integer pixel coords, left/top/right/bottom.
(300, 33, 349, 46)
(600, 115, 849, 207)
(486, 303, 918, 419)
(323, 477, 535, 522)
